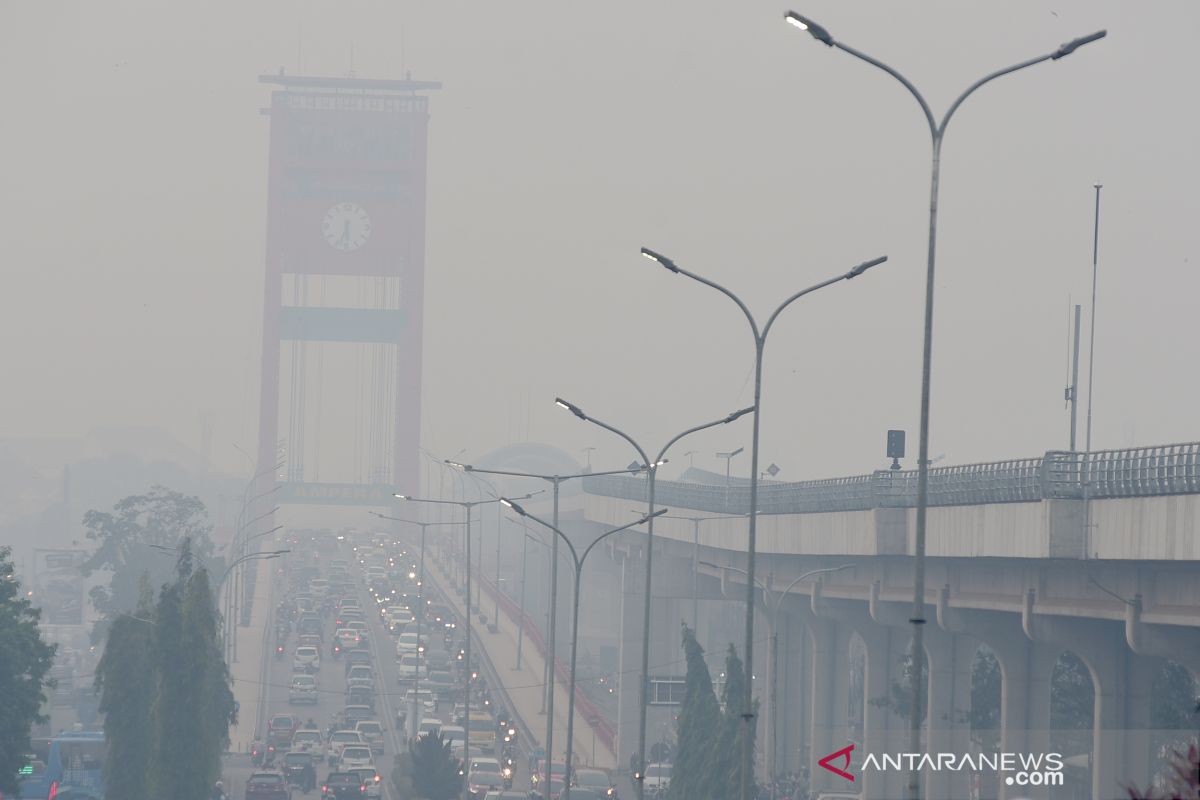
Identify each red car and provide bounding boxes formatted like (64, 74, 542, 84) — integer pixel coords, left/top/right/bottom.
(246, 771, 292, 800)
(268, 714, 298, 747)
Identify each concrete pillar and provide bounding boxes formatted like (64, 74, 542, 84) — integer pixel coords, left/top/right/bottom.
(924, 630, 977, 800)
(775, 610, 808, 777)
(1124, 654, 1161, 793)
(614, 547, 643, 769)
(806, 618, 839, 796)
(859, 624, 897, 800)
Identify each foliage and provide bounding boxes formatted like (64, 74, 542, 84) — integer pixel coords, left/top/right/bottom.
(80, 486, 218, 642)
(1125, 743, 1200, 799)
(667, 624, 721, 800)
(868, 639, 928, 724)
(392, 732, 462, 800)
(713, 643, 758, 800)
(1152, 661, 1198, 731)
(136, 540, 233, 800)
(94, 575, 157, 800)
(969, 646, 1001, 749)
(0, 546, 57, 796)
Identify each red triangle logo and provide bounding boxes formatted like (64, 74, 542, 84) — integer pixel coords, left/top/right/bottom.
(818, 743, 855, 782)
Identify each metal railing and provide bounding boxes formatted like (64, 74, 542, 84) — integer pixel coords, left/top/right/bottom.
(582, 442, 1200, 514)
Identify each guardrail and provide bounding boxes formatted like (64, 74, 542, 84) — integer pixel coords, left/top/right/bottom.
(583, 441, 1200, 514)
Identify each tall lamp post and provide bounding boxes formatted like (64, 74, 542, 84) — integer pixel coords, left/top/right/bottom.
(638, 512, 740, 630)
(639, 247, 887, 800)
(702, 560, 855, 799)
(393, 491, 541, 800)
(502, 518, 571, 673)
(553, 398, 754, 800)
(782, 14, 1105, 798)
(445, 462, 644, 784)
(503, 498, 667, 800)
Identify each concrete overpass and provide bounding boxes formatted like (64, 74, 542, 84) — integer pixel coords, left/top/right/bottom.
(529, 441, 1200, 799)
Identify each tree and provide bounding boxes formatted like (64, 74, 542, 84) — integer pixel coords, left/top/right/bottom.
(80, 486, 217, 642)
(712, 644, 758, 800)
(0, 546, 56, 796)
(668, 624, 721, 800)
(969, 646, 1002, 750)
(393, 732, 462, 800)
(95, 575, 157, 800)
(179, 563, 236, 786)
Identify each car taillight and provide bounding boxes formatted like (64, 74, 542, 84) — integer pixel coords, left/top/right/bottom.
(374, 775, 381, 783)
(359, 785, 366, 793)
(321, 786, 328, 793)
(48, 781, 58, 800)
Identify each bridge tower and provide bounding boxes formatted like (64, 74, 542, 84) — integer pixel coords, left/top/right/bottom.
(254, 74, 439, 508)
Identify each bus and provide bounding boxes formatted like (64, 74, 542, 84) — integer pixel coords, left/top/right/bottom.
(18, 731, 106, 799)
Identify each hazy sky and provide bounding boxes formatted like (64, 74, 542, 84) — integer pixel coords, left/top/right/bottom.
(2, 1, 1197, 486)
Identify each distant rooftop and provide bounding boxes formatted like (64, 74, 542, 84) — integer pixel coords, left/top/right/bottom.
(258, 74, 441, 93)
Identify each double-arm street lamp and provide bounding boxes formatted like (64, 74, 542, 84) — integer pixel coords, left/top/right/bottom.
(636, 249, 887, 800)
(504, 498, 667, 800)
(782, 14, 1105, 798)
(393, 490, 541, 800)
(445, 461, 643, 781)
(702, 560, 855, 799)
(553, 398, 754, 800)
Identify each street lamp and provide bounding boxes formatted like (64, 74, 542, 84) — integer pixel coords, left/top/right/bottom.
(783, 14, 1104, 799)
(394, 490, 540, 800)
(502, 518, 571, 674)
(504, 498, 667, 800)
(218, 550, 290, 592)
(634, 512, 741, 630)
(702, 560, 855, 799)
(445, 460, 643, 789)
(555, 398, 753, 800)
(639, 247, 886, 800)
(716, 447, 744, 487)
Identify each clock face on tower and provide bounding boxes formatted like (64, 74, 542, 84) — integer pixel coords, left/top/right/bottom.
(322, 202, 371, 252)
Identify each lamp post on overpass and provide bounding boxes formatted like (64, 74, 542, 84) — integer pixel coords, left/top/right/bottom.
(394, 490, 542, 800)
(640, 246, 888, 800)
(444, 462, 644, 770)
(637, 512, 740, 631)
(702, 560, 855, 799)
(782, 15, 1105, 798)
(503, 497, 667, 800)
(553, 398, 754, 800)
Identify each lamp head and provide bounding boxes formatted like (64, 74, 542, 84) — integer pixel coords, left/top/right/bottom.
(1052, 30, 1106, 60)
(393, 493, 408, 500)
(640, 247, 679, 273)
(784, 11, 834, 46)
(847, 255, 888, 279)
(725, 406, 755, 424)
(500, 498, 527, 517)
(445, 460, 469, 470)
(555, 397, 587, 420)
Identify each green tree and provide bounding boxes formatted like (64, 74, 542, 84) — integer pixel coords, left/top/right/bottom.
(969, 646, 1002, 750)
(392, 732, 462, 800)
(180, 563, 236, 785)
(0, 546, 56, 796)
(80, 486, 217, 643)
(95, 575, 158, 800)
(667, 624, 721, 800)
(712, 644, 758, 800)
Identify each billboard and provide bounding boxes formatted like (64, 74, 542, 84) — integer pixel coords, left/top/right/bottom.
(33, 549, 86, 625)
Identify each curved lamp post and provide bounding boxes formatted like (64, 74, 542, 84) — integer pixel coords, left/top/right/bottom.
(554, 398, 753, 800)
(393, 490, 541, 800)
(446, 460, 643, 782)
(782, 14, 1105, 798)
(503, 498, 668, 800)
(639, 248, 887, 800)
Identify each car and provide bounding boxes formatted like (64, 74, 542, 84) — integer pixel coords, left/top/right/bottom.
(290, 727, 324, 755)
(245, 771, 291, 800)
(342, 704, 374, 727)
(573, 768, 617, 798)
(354, 719, 385, 755)
(481, 793, 526, 800)
(346, 664, 373, 684)
(531, 761, 568, 790)
(321, 771, 367, 799)
(417, 717, 442, 738)
(298, 633, 323, 649)
(396, 652, 422, 683)
(297, 614, 322, 638)
(467, 712, 497, 754)
(268, 714, 298, 747)
(642, 763, 671, 792)
(394, 632, 426, 657)
(426, 667, 456, 697)
(326, 730, 365, 766)
(403, 688, 438, 716)
(344, 648, 373, 669)
(293, 646, 321, 673)
(281, 751, 317, 792)
(467, 756, 506, 797)
(337, 744, 374, 770)
(349, 767, 384, 799)
(288, 674, 318, 705)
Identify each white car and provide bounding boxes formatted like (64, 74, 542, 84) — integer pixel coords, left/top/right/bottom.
(293, 646, 321, 673)
(338, 744, 374, 770)
(403, 689, 438, 716)
(327, 729, 365, 766)
(417, 717, 442, 738)
(288, 673, 318, 704)
(467, 757, 505, 796)
(354, 720, 385, 755)
(396, 652, 422, 683)
(290, 727, 324, 757)
(394, 632, 426, 657)
(643, 763, 671, 792)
